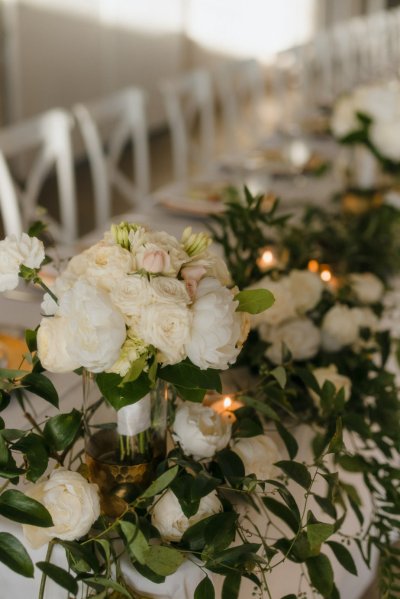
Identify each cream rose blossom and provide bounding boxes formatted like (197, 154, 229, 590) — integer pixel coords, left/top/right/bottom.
(185, 278, 242, 370)
(0, 233, 45, 292)
(349, 273, 384, 304)
(151, 489, 222, 542)
(321, 304, 359, 352)
(232, 435, 280, 481)
(249, 277, 295, 328)
(23, 469, 100, 549)
(57, 280, 126, 373)
(263, 317, 321, 364)
(172, 402, 232, 460)
(37, 316, 80, 373)
(289, 270, 323, 313)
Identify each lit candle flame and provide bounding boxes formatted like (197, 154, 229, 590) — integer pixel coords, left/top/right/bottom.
(223, 396, 232, 409)
(320, 269, 332, 282)
(261, 250, 274, 266)
(308, 259, 319, 273)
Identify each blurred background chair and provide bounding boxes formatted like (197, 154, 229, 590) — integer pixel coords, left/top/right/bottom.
(73, 87, 150, 231)
(161, 69, 215, 182)
(0, 109, 77, 244)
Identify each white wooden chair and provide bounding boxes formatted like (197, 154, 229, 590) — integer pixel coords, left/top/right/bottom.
(160, 69, 215, 182)
(0, 109, 77, 243)
(73, 87, 150, 230)
(215, 58, 265, 151)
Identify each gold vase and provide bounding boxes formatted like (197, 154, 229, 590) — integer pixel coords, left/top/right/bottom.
(83, 372, 171, 518)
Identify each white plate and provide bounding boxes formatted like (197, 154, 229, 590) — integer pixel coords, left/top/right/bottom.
(154, 181, 232, 216)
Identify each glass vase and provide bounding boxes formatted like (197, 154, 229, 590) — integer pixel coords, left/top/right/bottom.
(83, 371, 171, 517)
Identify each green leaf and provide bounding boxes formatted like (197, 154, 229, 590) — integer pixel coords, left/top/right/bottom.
(234, 289, 275, 314)
(215, 449, 245, 487)
(25, 329, 37, 353)
(239, 395, 280, 421)
(263, 497, 300, 534)
(22, 373, 59, 408)
(306, 554, 334, 597)
(276, 460, 312, 489)
(0, 433, 8, 465)
(120, 354, 148, 385)
(222, 572, 241, 599)
(138, 465, 179, 499)
(96, 372, 151, 410)
(270, 366, 287, 389)
(276, 422, 298, 460)
(327, 541, 358, 575)
(120, 521, 149, 565)
(175, 386, 206, 403)
(36, 562, 78, 595)
(0, 489, 53, 526)
(13, 433, 49, 482)
(144, 545, 185, 576)
(204, 511, 238, 553)
(43, 409, 81, 451)
(0, 368, 29, 379)
(327, 418, 343, 454)
(0, 532, 34, 577)
(85, 577, 131, 598)
(195, 576, 215, 599)
(307, 523, 334, 552)
(159, 362, 222, 393)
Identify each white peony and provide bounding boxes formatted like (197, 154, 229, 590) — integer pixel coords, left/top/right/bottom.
(0, 233, 45, 292)
(321, 304, 359, 352)
(22, 469, 100, 549)
(58, 280, 126, 373)
(352, 307, 379, 332)
(331, 94, 358, 138)
(65, 241, 133, 293)
(309, 365, 352, 406)
(136, 302, 191, 365)
(264, 318, 321, 364)
(354, 84, 400, 123)
(37, 316, 80, 373)
(151, 489, 222, 542)
(231, 435, 280, 481)
(172, 402, 232, 460)
(289, 270, 323, 314)
(249, 277, 295, 328)
(349, 273, 384, 304)
(370, 120, 400, 162)
(185, 277, 242, 370)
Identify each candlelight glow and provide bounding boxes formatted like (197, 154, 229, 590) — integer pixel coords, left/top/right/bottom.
(308, 259, 319, 273)
(320, 269, 332, 282)
(261, 250, 274, 265)
(223, 396, 232, 409)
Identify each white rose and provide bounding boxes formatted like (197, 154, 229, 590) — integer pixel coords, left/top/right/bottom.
(110, 274, 152, 324)
(265, 318, 321, 364)
(58, 280, 126, 373)
(0, 233, 45, 292)
(249, 277, 296, 328)
(231, 435, 280, 481)
(150, 276, 190, 305)
(370, 120, 400, 162)
(352, 307, 379, 332)
(321, 304, 359, 352)
(354, 84, 400, 123)
(172, 402, 232, 460)
(37, 316, 80, 373)
(289, 270, 323, 314)
(185, 277, 242, 370)
(66, 241, 133, 292)
(309, 365, 352, 406)
(349, 273, 384, 304)
(136, 302, 191, 365)
(22, 469, 100, 549)
(331, 95, 358, 138)
(151, 489, 222, 542)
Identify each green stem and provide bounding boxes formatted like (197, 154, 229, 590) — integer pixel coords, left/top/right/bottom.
(35, 278, 58, 304)
(38, 541, 54, 599)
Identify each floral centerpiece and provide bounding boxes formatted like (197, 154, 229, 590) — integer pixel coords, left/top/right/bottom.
(0, 222, 280, 598)
(331, 81, 400, 181)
